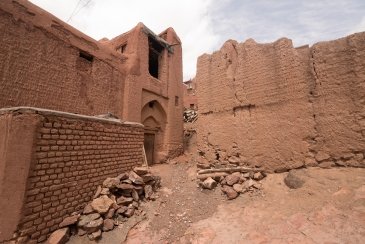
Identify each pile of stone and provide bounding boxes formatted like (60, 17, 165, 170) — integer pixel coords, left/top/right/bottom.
(197, 167, 266, 200)
(46, 167, 160, 243)
(184, 109, 197, 123)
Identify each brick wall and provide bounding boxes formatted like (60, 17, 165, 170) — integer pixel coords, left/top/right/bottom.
(0, 107, 144, 243)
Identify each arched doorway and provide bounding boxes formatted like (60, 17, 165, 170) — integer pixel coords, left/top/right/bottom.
(141, 100, 167, 164)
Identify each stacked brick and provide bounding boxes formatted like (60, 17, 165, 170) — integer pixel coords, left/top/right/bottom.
(7, 109, 144, 243)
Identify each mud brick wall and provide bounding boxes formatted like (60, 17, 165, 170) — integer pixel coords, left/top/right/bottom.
(0, 107, 144, 243)
(196, 32, 365, 172)
(0, 0, 126, 118)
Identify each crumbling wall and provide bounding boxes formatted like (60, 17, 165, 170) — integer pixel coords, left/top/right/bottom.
(0, 0, 126, 117)
(196, 33, 365, 171)
(0, 107, 144, 243)
(310, 33, 365, 166)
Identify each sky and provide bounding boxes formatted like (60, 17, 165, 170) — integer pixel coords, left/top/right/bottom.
(29, 0, 365, 80)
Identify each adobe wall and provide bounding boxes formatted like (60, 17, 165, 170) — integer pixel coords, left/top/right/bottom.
(109, 24, 184, 162)
(0, 0, 127, 118)
(0, 107, 144, 243)
(196, 33, 365, 171)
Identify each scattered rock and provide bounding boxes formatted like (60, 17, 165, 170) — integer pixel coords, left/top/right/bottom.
(87, 229, 102, 241)
(77, 213, 101, 229)
(105, 208, 115, 219)
(144, 185, 153, 199)
(124, 207, 135, 217)
(228, 156, 240, 165)
(132, 189, 139, 201)
(141, 174, 154, 183)
(225, 172, 241, 186)
(59, 214, 80, 228)
(117, 183, 135, 191)
(100, 188, 110, 195)
(46, 228, 70, 244)
(117, 196, 134, 206)
(133, 166, 149, 176)
(315, 151, 331, 162)
(102, 219, 114, 232)
(233, 183, 244, 193)
(116, 173, 129, 181)
(103, 177, 120, 188)
(243, 179, 255, 189)
(319, 160, 335, 168)
(284, 171, 305, 189)
(83, 204, 94, 214)
(84, 217, 103, 233)
(202, 177, 217, 189)
(93, 186, 102, 199)
(253, 172, 264, 180)
(305, 157, 318, 167)
(116, 206, 128, 214)
(129, 171, 144, 185)
(91, 195, 114, 214)
(221, 185, 239, 200)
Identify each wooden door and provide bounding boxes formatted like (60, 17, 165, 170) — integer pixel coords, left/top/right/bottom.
(144, 133, 155, 165)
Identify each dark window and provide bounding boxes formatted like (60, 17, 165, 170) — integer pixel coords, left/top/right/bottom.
(148, 36, 164, 79)
(149, 101, 154, 108)
(79, 51, 93, 62)
(117, 43, 127, 53)
(190, 104, 195, 109)
(175, 96, 179, 106)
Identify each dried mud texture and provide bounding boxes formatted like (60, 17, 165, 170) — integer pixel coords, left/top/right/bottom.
(196, 33, 365, 172)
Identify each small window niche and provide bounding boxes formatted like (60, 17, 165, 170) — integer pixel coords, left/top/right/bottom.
(117, 43, 127, 54)
(77, 50, 93, 72)
(148, 36, 164, 79)
(175, 96, 179, 106)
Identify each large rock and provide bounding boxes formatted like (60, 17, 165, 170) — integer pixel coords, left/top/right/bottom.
(225, 172, 241, 186)
(83, 217, 103, 233)
(103, 177, 120, 188)
(315, 151, 331, 162)
(124, 207, 135, 217)
(202, 177, 217, 189)
(88, 229, 102, 241)
(91, 195, 114, 214)
(78, 213, 101, 228)
(284, 171, 305, 189)
(221, 185, 239, 200)
(117, 183, 135, 191)
(103, 219, 115, 232)
(116, 172, 129, 181)
(46, 228, 70, 244)
(117, 196, 134, 206)
(133, 166, 149, 176)
(141, 174, 154, 183)
(129, 171, 144, 185)
(132, 189, 139, 201)
(59, 214, 80, 228)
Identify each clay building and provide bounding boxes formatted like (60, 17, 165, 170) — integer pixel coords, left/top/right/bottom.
(0, 0, 183, 242)
(196, 34, 365, 172)
(183, 79, 198, 110)
(0, 0, 184, 165)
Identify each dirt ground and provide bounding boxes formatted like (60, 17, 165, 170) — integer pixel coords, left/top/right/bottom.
(70, 154, 365, 244)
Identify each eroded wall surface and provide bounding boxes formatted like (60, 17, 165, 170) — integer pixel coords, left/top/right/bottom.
(196, 33, 365, 171)
(0, 0, 126, 117)
(0, 107, 143, 243)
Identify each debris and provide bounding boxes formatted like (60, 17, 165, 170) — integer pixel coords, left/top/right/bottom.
(46, 228, 70, 244)
(221, 185, 239, 200)
(284, 170, 305, 189)
(49, 166, 161, 242)
(184, 109, 198, 123)
(225, 172, 241, 186)
(202, 177, 218, 189)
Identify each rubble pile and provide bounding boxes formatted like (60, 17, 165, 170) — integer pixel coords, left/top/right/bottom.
(46, 167, 160, 243)
(183, 109, 197, 123)
(197, 166, 266, 200)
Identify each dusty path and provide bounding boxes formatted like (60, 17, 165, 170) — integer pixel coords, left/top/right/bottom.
(69, 157, 365, 243)
(125, 160, 365, 244)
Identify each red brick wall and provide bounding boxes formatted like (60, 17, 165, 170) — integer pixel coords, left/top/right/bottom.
(0, 107, 144, 243)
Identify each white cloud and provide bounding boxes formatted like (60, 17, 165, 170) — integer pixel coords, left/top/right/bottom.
(29, 0, 365, 79)
(29, 0, 219, 80)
